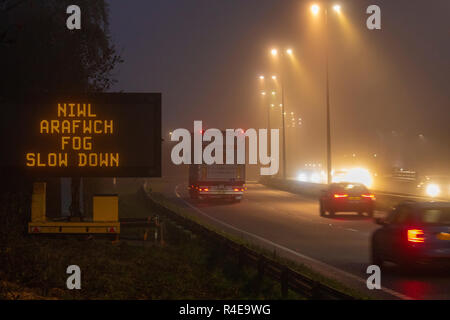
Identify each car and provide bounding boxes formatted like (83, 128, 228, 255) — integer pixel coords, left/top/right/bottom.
(371, 201, 450, 269)
(319, 182, 375, 217)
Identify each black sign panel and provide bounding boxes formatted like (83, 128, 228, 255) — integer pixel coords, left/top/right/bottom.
(0, 93, 161, 177)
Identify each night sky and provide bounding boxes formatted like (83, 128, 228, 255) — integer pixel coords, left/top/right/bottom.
(107, 0, 449, 175)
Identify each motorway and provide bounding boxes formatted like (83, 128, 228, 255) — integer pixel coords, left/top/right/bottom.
(154, 179, 450, 300)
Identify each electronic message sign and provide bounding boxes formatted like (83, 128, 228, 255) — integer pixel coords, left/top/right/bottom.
(0, 93, 161, 177)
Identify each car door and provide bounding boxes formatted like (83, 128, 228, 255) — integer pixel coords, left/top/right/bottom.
(320, 185, 333, 210)
(376, 208, 397, 260)
(382, 205, 414, 261)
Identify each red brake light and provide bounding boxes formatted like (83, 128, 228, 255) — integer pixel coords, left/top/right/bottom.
(31, 226, 40, 233)
(362, 194, 376, 200)
(407, 229, 424, 243)
(333, 193, 348, 198)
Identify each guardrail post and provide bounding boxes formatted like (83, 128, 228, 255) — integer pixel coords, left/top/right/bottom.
(160, 221, 165, 246)
(281, 267, 288, 298)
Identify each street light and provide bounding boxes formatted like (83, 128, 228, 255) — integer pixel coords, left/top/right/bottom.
(311, 4, 320, 15)
(270, 47, 293, 180)
(258, 75, 279, 149)
(310, 3, 341, 184)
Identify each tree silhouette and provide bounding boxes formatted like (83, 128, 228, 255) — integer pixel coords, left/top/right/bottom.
(0, 0, 122, 95)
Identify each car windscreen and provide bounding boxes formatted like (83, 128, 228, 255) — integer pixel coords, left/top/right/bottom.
(420, 208, 450, 225)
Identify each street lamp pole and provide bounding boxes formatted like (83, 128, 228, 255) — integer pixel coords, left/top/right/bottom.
(267, 102, 271, 139)
(270, 48, 292, 180)
(281, 65, 287, 180)
(325, 6, 332, 185)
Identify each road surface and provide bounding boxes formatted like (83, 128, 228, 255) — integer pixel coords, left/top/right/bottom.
(153, 179, 450, 300)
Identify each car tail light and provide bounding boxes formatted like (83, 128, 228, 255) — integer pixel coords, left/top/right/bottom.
(333, 193, 348, 198)
(362, 194, 376, 200)
(407, 229, 424, 243)
(108, 227, 117, 233)
(31, 226, 41, 233)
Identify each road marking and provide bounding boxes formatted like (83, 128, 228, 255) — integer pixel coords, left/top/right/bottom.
(174, 184, 413, 300)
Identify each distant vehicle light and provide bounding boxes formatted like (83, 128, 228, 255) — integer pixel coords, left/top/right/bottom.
(407, 229, 424, 243)
(297, 173, 308, 182)
(426, 183, 440, 197)
(336, 167, 373, 188)
(361, 194, 376, 200)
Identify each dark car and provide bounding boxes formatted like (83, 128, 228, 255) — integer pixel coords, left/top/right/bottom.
(371, 202, 450, 268)
(319, 182, 375, 217)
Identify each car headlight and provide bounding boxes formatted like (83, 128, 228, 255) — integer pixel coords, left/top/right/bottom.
(426, 183, 441, 198)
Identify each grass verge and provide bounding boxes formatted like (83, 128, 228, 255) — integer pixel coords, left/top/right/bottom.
(0, 189, 302, 300)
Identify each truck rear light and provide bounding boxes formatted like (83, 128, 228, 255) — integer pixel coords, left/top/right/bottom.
(31, 226, 41, 233)
(407, 229, 424, 243)
(362, 194, 376, 200)
(333, 193, 348, 198)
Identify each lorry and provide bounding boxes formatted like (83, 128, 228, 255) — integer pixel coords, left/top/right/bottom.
(188, 163, 246, 201)
(188, 134, 246, 202)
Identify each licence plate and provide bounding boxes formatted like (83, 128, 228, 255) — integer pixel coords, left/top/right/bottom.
(437, 233, 450, 241)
